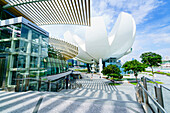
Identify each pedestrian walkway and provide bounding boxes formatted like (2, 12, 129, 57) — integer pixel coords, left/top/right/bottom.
(0, 73, 144, 113)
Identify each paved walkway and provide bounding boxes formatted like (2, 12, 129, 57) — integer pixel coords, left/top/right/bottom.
(0, 73, 144, 113)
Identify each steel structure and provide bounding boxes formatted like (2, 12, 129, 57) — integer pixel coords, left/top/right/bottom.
(3, 0, 91, 26)
(49, 37, 78, 60)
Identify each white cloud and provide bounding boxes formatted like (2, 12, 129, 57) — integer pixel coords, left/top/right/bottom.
(153, 48, 170, 59)
(92, 0, 163, 32)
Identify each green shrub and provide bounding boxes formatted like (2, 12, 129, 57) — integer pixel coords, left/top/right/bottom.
(110, 77, 114, 80)
(124, 74, 130, 76)
(166, 73, 170, 76)
(113, 78, 123, 81)
(102, 65, 121, 75)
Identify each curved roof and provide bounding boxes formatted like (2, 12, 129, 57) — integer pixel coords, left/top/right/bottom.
(3, 0, 91, 26)
(49, 37, 78, 60)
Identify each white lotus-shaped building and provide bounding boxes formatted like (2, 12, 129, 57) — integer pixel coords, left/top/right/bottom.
(64, 12, 136, 65)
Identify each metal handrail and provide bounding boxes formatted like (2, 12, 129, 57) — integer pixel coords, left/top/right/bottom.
(145, 77, 158, 86)
(138, 82, 167, 113)
(160, 85, 170, 91)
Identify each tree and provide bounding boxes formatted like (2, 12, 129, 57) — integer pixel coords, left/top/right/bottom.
(122, 59, 145, 83)
(101, 65, 121, 78)
(140, 52, 162, 81)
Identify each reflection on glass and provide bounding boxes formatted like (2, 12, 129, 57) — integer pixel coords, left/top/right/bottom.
(146, 81, 157, 112)
(32, 30, 40, 43)
(19, 40, 28, 53)
(0, 41, 11, 52)
(0, 24, 21, 39)
(0, 26, 13, 39)
(11, 71, 17, 85)
(31, 43, 39, 54)
(17, 55, 26, 68)
(30, 56, 38, 68)
(162, 87, 170, 113)
(21, 24, 30, 39)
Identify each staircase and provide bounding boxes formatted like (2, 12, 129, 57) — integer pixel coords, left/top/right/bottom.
(0, 74, 144, 113)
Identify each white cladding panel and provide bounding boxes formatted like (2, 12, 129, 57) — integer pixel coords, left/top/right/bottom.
(64, 12, 136, 63)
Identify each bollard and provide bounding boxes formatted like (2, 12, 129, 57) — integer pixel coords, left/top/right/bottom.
(66, 76, 68, 89)
(56, 83, 58, 92)
(15, 75, 20, 92)
(38, 78, 41, 91)
(143, 77, 149, 104)
(48, 80, 51, 91)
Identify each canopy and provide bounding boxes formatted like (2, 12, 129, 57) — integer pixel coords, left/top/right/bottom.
(3, 0, 91, 26)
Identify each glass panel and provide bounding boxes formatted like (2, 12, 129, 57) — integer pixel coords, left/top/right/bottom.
(0, 24, 21, 39)
(13, 55, 18, 68)
(17, 55, 26, 68)
(31, 43, 39, 54)
(14, 40, 20, 52)
(161, 86, 170, 113)
(42, 35, 48, 44)
(30, 56, 38, 68)
(19, 40, 28, 53)
(146, 79, 157, 112)
(32, 30, 40, 43)
(11, 71, 17, 85)
(41, 44, 48, 57)
(29, 70, 39, 78)
(0, 26, 13, 39)
(13, 24, 21, 38)
(29, 79, 38, 91)
(21, 24, 30, 39)
(0, 41, 11, 52)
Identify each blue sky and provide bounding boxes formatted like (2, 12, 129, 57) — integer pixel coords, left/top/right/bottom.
(42, 0, 170, 62)
(91, 0, 170, 62)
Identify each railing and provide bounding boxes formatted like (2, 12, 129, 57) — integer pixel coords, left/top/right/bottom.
(15, 77, 66, 92)
(160, 85, 170, 113)
(136, 76, 169, 113)
(15, 73, 82, 92)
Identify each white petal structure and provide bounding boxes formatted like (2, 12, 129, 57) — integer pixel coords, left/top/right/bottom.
(64, 12, 136, 64)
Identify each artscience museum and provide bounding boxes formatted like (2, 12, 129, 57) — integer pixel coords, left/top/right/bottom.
(64, 12, 136, 73)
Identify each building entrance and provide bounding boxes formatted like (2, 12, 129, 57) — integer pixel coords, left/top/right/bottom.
(0, 58, 6, 87)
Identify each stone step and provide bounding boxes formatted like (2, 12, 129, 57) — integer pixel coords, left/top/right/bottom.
(60, 87, 135, 95)
(39, 92, 144, 113)
(49, 89, 136, 101)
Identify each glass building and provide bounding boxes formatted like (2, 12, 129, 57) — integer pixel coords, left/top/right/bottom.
(0, 17, 68, 89)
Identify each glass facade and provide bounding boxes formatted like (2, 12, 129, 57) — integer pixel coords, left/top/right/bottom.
(0, 19, 68, 88)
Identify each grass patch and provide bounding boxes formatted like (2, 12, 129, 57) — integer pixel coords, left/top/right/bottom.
(149, 74, 153, 76)
(130, 82, 138, 85)
(148, 81, 164, 84)
(108, 83, 121, 85)
(74, 69, 88, 72)
(144, 71, 170, 76)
